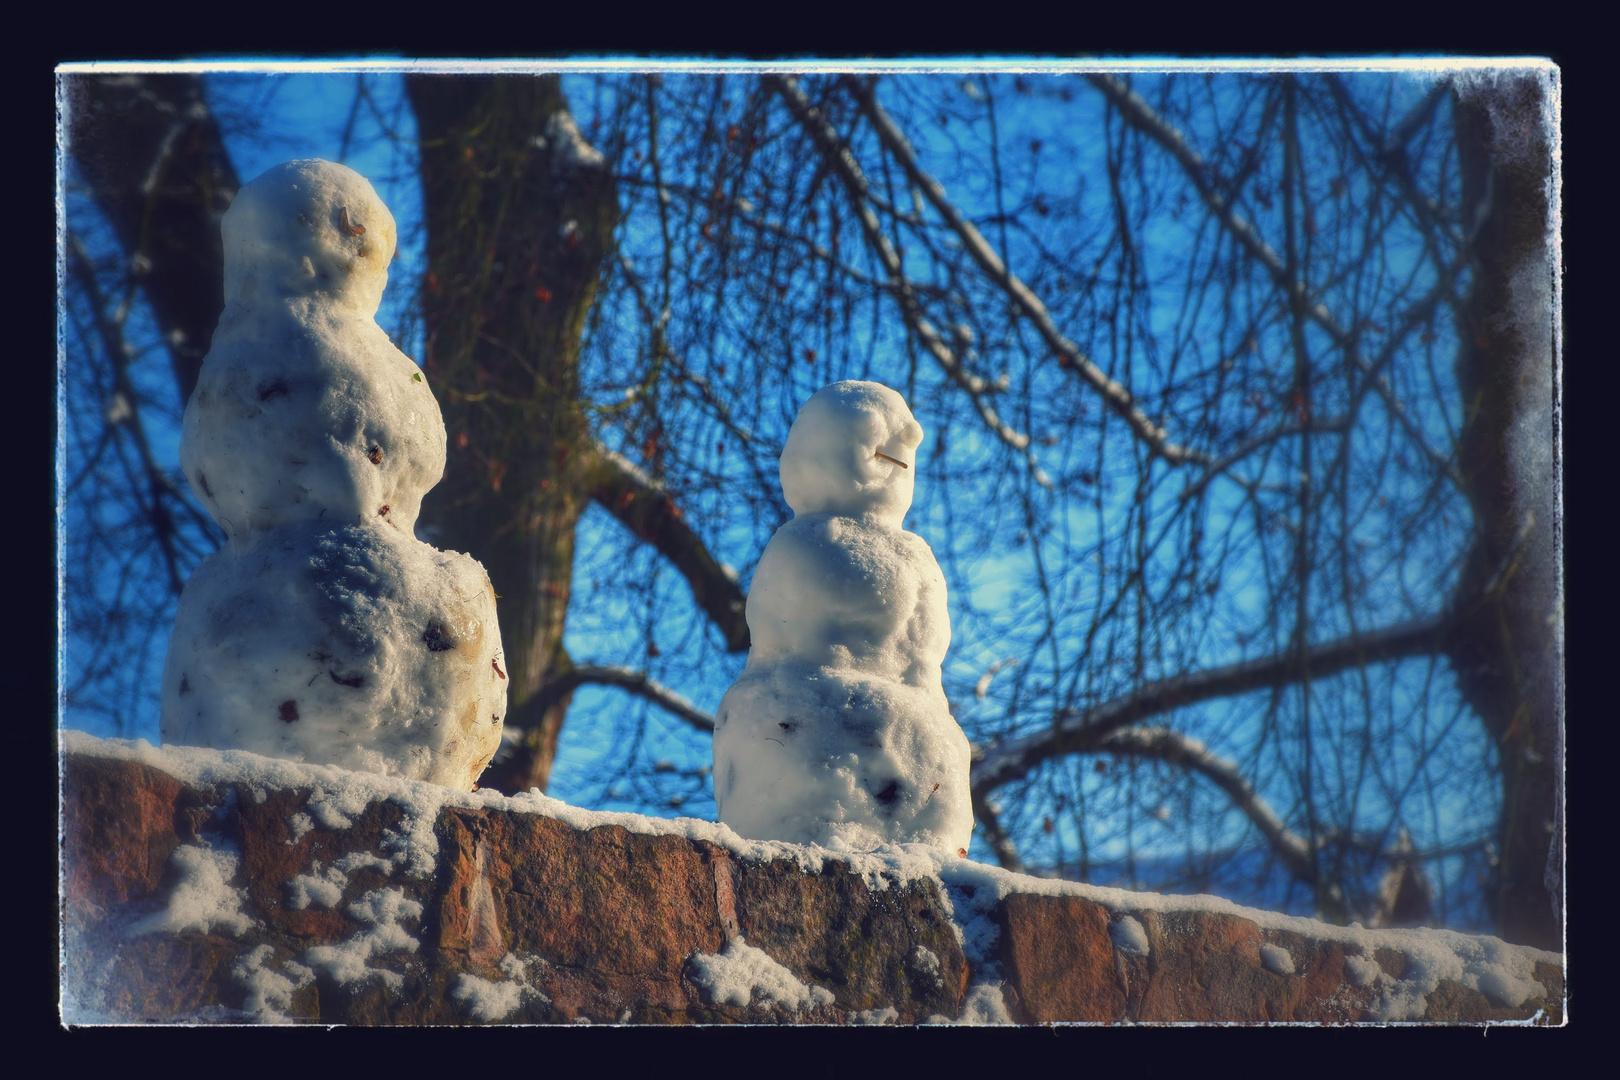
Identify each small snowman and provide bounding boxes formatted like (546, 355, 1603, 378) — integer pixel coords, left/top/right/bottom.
(160, 160, 507, 791)
(713, 381, 974, 854)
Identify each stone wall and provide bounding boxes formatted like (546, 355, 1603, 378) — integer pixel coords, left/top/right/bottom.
(58, 739, 1564, 1025)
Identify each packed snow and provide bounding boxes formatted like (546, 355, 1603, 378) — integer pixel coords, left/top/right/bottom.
(686, 936, 835, 1012)
(183, 160, 444, 540)
(161, 159, 506, 793)
(162, 522, 507, 790)
(448, 951, 551, 1021)
(1109, 915, 1151, 957)
(286, 812, 314, 844)
(301, 887, 422, 990)
(852, 1005, 900, 1025)
(452, 972, 532, 1022)
(131, 841, 254, 938)
(714, 381, 974, 854)
(232, 945, 313, 1022)
(1260, 942, 1296, 975)
(908, 944, 943, 990)
(287, 864, 347, 910)
(954, 983, 1016, 1025)
(64, 732, 1563, 1024)
(1345, 952, 1382, 987)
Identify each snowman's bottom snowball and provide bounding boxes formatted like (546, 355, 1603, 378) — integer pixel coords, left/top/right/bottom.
(713, 663, 974, 853)
(160, 521, 507, 791)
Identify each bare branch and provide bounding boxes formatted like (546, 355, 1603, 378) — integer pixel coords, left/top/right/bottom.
(64, 72, 239, 407)
(1323, 75, 1458, 248)
(970, 613, 1450, 795)
(586, 446, 750, 652)
(66, 234, 190, 595)
(540, 664, 715, 733)
(1177, 415, 1351, 504)
(1098, 726, 1315, 883)
(1087, 74, 1463, 489)
(847, 76, 1206, 467)
(971, 789, 1024, 871)
(766, 75, 1044, 477)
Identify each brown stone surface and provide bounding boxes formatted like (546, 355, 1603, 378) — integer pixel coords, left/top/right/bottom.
(998, 893, 1123, 1022)
(58, 751, 1565, 1025)
(60, 757, 194, 931)
(992, 894, 1564, 1025)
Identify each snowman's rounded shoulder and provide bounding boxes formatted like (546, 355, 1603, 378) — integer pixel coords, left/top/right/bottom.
(756, 515, 945, 595)
(769, 512, 940, 555)
(199, 315, 426, 400)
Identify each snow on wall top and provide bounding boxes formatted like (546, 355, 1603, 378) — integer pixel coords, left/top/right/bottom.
(60, 730, 1560, 1021)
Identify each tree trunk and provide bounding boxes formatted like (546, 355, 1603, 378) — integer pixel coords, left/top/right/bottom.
(407, 75, 619, 795)
(1447, 72, 1563, 950)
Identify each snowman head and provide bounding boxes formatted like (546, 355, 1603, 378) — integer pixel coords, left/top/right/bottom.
(221, 160, 398, 316)
(779, 381, 924, 524)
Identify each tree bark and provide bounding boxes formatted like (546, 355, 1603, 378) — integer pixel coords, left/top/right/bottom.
(63, 73, 239, 408)
(408, 75, 618, 795)
(1447, 72, 1563, 950)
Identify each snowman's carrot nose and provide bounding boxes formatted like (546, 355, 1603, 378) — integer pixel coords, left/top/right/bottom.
(874, 451, 909, 469)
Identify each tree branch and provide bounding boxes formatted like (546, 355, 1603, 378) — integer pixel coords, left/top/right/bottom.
(66, 234, 190, 595)
(586, 446, 751, 652)
(1098, 725, 1316, 884)
(766, 75, 1045, 478)
(1087, 74, 1464, 490)
(536, 663, 715, 733)
(1177, 415, 1351, 504)
(846, 76, 1205, 467)
(64, 72, 239, 408)
(970, 789, 1025, 871)
(970, 613, 1451, 795)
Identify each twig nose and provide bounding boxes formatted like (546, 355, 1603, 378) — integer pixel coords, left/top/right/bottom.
(874, 450, 909, 469)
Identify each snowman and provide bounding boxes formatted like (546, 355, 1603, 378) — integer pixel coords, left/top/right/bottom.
(160, 160, 508, 792)
(712, 381, 974, 854)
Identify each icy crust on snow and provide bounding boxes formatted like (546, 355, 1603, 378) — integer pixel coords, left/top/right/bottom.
(161, 522, 507, 792)
(714, 382, 974, 855)
(65, 732, 1561, 1023)
(187, 160, 443, 540)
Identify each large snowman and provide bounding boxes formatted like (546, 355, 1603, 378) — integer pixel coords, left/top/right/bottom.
(713, 381, 974, 854)
(160, 160, 507, 791)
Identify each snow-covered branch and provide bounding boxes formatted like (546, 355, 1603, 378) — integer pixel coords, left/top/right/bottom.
(586, 447, 750, 652)
(970, 613, 1450, 795)
(846, 77, 1205, 468)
